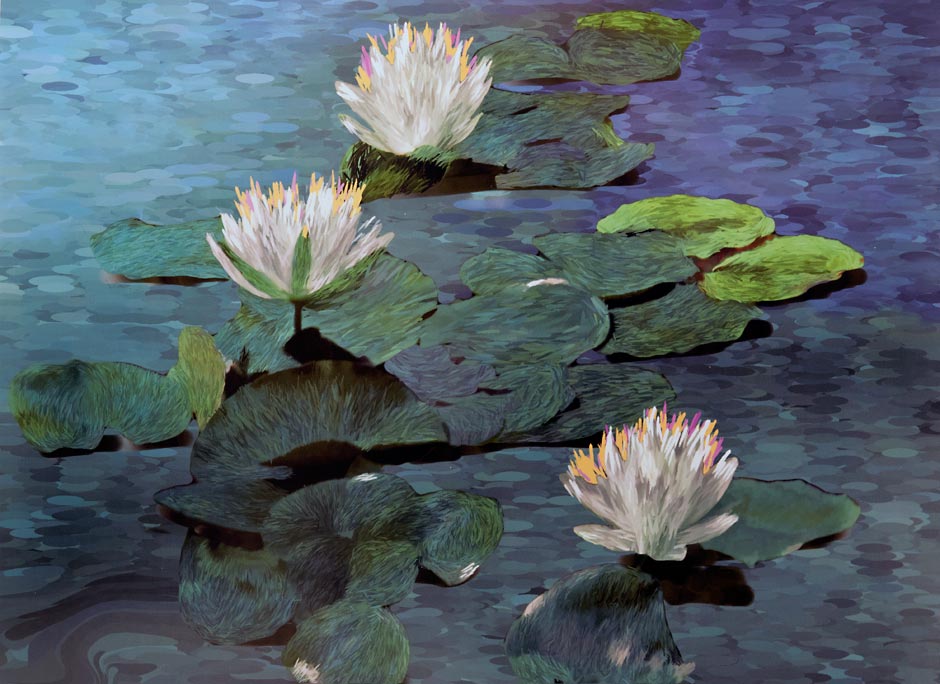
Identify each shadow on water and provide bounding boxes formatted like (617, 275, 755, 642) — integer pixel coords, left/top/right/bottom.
(620, 547, 755, 607)
(761, 268, 868, 306)
(39, 431, 195, 458)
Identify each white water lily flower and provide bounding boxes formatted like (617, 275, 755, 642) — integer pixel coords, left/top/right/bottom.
(562, 405, 739, 561)
(335, 22, 492, 155)
(206, 173, 392, 303)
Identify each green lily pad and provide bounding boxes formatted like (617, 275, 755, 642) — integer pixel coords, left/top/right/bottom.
(384, 345, 497, 403)
(189, 363, 446, 480)
(576, 10, 702, 51)
(10, 327, 225, 452)
(459, 248, 562, 295)
(505, 364, 676, 444)
(154, 478, 287, 534)
(597, 195, 777, 259)
(434, 392, 510, 446)
(700, 235, 865, 302)
(91, 217, 224, 280)
(419, 282, 610, 367)
(701, 478, 862, 567)
(601, 284, 765, 357)
(282, 600, 410, 684)
(482, 365, 575, 436)
(215, 253, 438, 373)
(506, 565, 692, 684)
(346, 539, 420, 606)
(178, 532, 297, 645)
(532, 231, 697, 297)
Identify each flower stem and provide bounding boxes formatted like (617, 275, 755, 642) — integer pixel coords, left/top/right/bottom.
(293, 301, 303, 337)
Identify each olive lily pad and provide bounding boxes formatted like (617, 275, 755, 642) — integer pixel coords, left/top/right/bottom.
(215, 254, 438, 373)
(576, 10, 702, 51)
(282, 600, 410, 684)
(10, 327, 225, 452)
(701, 478, 862, 567)
(601, 284, 765, 357)
(506, 565, 693, 684)
(597, 195, 777, 259)
(700, 235, 865, 302)
(91, 217, 224, 280)
(505, 364, 676, 444)
(178, 532, 297, 645)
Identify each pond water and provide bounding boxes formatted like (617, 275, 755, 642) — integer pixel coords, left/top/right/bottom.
(1, 0, 938, 683)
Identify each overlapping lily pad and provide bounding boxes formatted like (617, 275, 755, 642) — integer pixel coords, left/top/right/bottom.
(701, 478, 862, 567)
(483, 365, 575, 436)
(601, 284, 765, 357)
(700, 235, 865, 302)
(155, 478, 287, 534)
(459, 248, 562, 295)
(419, 282, 609, 367)
(189, 362, 446, 480)
(576, 9, 702, 50)
(10, 327, 225, 452)
(91, 217, 224, 279)
(178, 532, 297, 645)
(506, 565, 693, 684)
(597, 194, 777, 259)
(215, 253, 438, 373)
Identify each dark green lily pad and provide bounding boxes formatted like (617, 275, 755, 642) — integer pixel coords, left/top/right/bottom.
(505, 364, 676, 443)
(419, 282, 609, 367)
(506, 565, 693, 684)
(434, 392, 510, 446)
(532, 231, 698, 297)
(459, 248, 562, 295)
(576, 10, 702, 50)
(701, 478, 862, 567)
(597, 195, 777, 259)
(283, 600, 410, 684)
(483, 365, 575, 436)
(215, 253, 438, 373)
(155, 478, 287, 533)
(189, 363, 446, 480)
(384, 345, 497, 403)
(601, 284, 765, 357)
(178, 532, 297, 645)
(91, 217, 224, 280)
(11, 327, 225, 452)
(341, 142, 452, 202)
(700, 235, 865, 302)
(346, 539, 420, 606)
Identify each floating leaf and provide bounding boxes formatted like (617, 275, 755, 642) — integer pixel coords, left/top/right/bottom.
(576, 10, 702, 51)
(601, 284, 764, 357)
(532, 232, 697, 297)
(506, 565, 692, 684)
(597, 195, 776, 259)
(10, 327, 225, 452)
(384, 345, 497, 403)
(178, 532, 297, 645)
(434, 392, 509, 446)
(700, 235, 865, 302)
(459, 248, 562, 295)
(346, 539, 420, 606)
(155, 478, 286, 534)
(91, 217, 224, 279)
(483, 365, 575, 436)
(283, 600, 410, 684)
(215, 254, 438, 373)
(506, 364, 676, 444)
(419, 282, 610, 367)
(701, 478, 861, 567)
(190, 363, 446, 480)
(340, 142, 452, 203)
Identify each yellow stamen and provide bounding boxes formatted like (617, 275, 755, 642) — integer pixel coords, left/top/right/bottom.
(423, 23, 433, 47)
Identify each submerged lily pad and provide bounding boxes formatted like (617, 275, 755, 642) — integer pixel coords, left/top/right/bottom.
(178, 532, 297, 645)
(597, 195, 776, 258)
(189, 362, 446, 480)
(701, 478, 862, 567)
(601, 284, 765, 357)
(91, 217, 224, 280)
(283, 600, 410, 684)
(506, 364, 676, 444)
(576, 10, 702, 51)
(215, 254, 438, 373)
(700, 235, 865, 302)
(506, 565, 693, 684)
(10, 327, 225, 452)
(419, 282, 609, 367)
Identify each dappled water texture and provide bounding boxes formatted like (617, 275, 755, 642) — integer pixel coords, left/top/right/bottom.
(1, 0, 939, 683)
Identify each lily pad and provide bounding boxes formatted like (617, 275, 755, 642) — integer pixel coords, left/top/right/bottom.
(482, 365, 575, 436)
(601, 284, 765, 357)
(189, 362, 446, 480)
(419, 282, 610, 367)
(384, 345, 497, 403)
(700, 235, 865, 302)
(532, 231, 697, 297)
(576, 10, 702, 51)
(459, 248, 562, 295)
(434, 392, 510, 446)
(505, 364, 676, 444)
(701, 478, 862, 567)
(10, 327, 225, 452)
(282, 600, 410, 684)
(178, 532, 297, 645)
(91, 217, 224, 280)
(597, 195, 776, 259)
(346, 539, 420, 606)
(506, 565, 693, 684)
(215, 253, 438, 373)
(155, 477, 287, 534)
